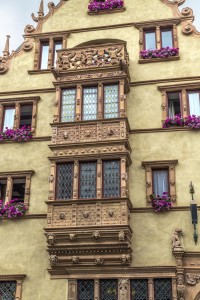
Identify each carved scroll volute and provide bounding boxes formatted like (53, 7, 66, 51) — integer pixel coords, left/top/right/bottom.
(119, 279, 130, 300)
(148, 278, 154, 300)
(98, 82, 103, 119)
(68, 279, 77, 300)
(97, 159, 102, 199)
(173, 24, 178, 49)
(156, 26, 161, 50)
(5, 176, 13, 203)
(0, 104, 4, 129)
(169, 164, 176, 202)
(48, 163, 56, 201)
(161, 90, 167, 121)
(73, 161, 79, 199)
(181, 89, 188, 117)
(54, 87, 61, 123)
(76, 84, 82, 121)
(139, 28, 144, 52)
(119, 80, 126, 117)
(33, 38, 40, 70)
(31, 100, 38, 134)
(13, 102, 19, 130)
(121, 157, 127, 198)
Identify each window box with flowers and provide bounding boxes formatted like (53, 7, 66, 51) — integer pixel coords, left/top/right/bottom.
(139, 47, 179, 63)
(163, 114, 200, 129)
(0, 199, 27, 220)
(0, 126, 32, 142)
(88, 0, 125, 15)
(150, 192, 171, 213)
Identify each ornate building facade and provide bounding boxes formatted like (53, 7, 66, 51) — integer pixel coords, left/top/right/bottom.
(0, 0, 200, 299)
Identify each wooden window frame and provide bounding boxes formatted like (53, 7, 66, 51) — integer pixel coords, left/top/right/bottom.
(56, 81, 125, 123)
(0, 96, 40, 135)
(0, 274, 26, 300)
(0, 170, 35, 209)
(142, 160, 178, 203)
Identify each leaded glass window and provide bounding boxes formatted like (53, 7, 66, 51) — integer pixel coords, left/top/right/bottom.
(61, 89, 76, 122)
(82, 87, 97, 120)
(0, 281, 16, 300)
(79, 162, 96, 198)
(100, 279, 118, 300)
(154, 278, 172, 300)
(103, 160, 120, 198)
(77, 280, 94, 300)
(130, 279, 148, 300)
(56, 163, 73, 199)
(104, 84, 119, 118)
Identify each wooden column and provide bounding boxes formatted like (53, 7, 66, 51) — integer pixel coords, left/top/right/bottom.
(173, 25, 178, 48)
(14, 102, 20, 129)
(68, 279, 77, 300)
(5, 176, 13, 203)
(73, 161, 79, 199)
(181, 89, 188, 117)
(121, 157, 127, 198)
(97, 159, 102, 199)
(161, 91, 167, 121)
(48, 163, 56, 201)
(156, 26, 161, 50)
(54, 87, 61, 123)
(98, 82, 103, 119)
(48, 38, 54, 68)
(119, 80, 126, 117)
(148, 278, 154, 300)
(76, 84, 82, 121)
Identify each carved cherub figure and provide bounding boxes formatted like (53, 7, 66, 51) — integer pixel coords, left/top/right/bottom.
(172, 228, 183, 250)
(177, 275, 185, 300)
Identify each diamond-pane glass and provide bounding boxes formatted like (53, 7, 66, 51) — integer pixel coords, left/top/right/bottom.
(130, 279, 148, 300)
(56, 163, 73, 199)
(103, 160, 120, 198)
(100, 279, 118, 300)
(154, 279, 172, 300)
(77, 280, 94, 300)
(61, 89, 76, 122)
(0, 281, 16, 300)
(83, 87, 97, 120)
(104, 85, 119, 119)
(79, 162, 96, 198)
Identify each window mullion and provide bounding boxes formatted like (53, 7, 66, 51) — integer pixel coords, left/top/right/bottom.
(76, 84, 82, 121)
(34, 38, 40, 70)
(119, 80, 125, 117)
(73, 161, 79, 199)
(5, 176, 13, 203)
(0, 104, 3, 129)
(161, 91, 167, 121)
(49, 163, 56, 201)
(156, 26, 161, 50)
(31, 100, 37, 133)
(139, 28, 144, 52)
(15, 280, 23, 300)
(97, 159, 102, 199)
(173, 24, 178, 48)
(181, 89, 188, 117)
(94, 279, 99, 300)
(54, 87, 61, 123)
(24, 174, 31, 208)
(48, 38, 54, 68)
(172, 278, 177, 299)
(148, 278, 154, 300)
(121, 157, 126, 198)
(98, 82, 103, 119)
(68, 279, 77, 300)
(14, 102, 19, 130)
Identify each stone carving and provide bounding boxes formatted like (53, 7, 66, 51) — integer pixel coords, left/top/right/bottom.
(0, 55, 8, 74)
(48, 174, 54, 183)
(49, 255, 58, 265)
(46, 233, 55, 245)
(83, 211, 89, 218)
(185, 273, 200, 286)
(177, 275, 185, 300)
(95, 258, 104, 265)
(63, 131, 68, 139)
(24, 24, 35, 34)
(56, 43, 128, 72)
(92, 230, 101, 239)
(118, 231, 126, 241)
(59, 212, 65, 220)
(119, 279, 129, 300)
(72, 256, 79, 264)
(69, 234, 76, 241)
(23, 38, 33, 51)
(108, 210, 114, 217)
(172, 228, 183, 250)
(182, 22, 195, 35)
(121, 254, 131, 264)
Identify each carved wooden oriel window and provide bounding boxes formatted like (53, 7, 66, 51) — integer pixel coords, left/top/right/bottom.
(103, 160, 120, 198)
(142, 160, 178, 203)
(0, 97, 40, 134)
(56, 163, 73, 199)
(0, 275, 26, 300)
(0, 170, 34, 208)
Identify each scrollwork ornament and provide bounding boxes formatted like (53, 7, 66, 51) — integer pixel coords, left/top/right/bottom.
(185, 273, 200, 286)
(23, 38, 33, 51)
(24, 24, 35, 34)
(182, 23, 194, 35)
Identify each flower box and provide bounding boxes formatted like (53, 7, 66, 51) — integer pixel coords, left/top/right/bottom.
(163, 114, 200, 129)
(140, 47, 179, 61)
(150, 193, 171, 213)
(0, 126, 32, 142)
(0, 199, 27, 219)
(88, 0, 125, 13)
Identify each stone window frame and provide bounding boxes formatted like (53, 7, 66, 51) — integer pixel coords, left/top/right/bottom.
(142, 160, 178, 203)
(158, 83, 200, 123)
(68, 277, 177, 300)
(0, 274, 26, 300)
(135, 19, 179, 63)
(53, 80, 126, 123)
(48, 157, 128, 201)
(0, 96, 40, 135)
(0, 170, 35, 209)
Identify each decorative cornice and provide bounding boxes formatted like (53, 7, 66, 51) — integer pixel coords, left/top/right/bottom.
(134, 17, 181, 28)
(0, 88, 55, 96)
(142, 160, 178, 167)
(158, 82, 200, 91)
(0, 170, 35, 177)
(130, 76, 200, 87)
(0, 274, 26, 280)
(0, 96, 40, 103)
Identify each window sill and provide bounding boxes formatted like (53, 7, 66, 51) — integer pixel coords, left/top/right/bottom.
(138, 56, 180, 64)
(88, 7, 125, 15)
(28, 69, 52, 75)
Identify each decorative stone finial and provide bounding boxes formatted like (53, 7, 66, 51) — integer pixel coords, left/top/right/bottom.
(38, 0, 44, 18)
(3, 35, 10, 58)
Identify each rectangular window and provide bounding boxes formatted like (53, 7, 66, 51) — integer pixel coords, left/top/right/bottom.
(152, 169, 169, 196)
(104, 84, 119, 118)
(56, 163, 73, 200)
(100, 279, 118, 300)
(40, 42, 49, 70)
(167, 92, 181, 118)
(161, 29, 173, 48)
(77, 280, 94, 300)
(19, 104, 33, 128)
(3, 107, 15, 131)
(12, 178, 26, 202)
(53, 40, 62, 67)
(130, 279, 149, 300)
(79, 162, 96, 199)
(188, 92, 200, 115)
(154, 278, 172, 300)
(103, 160, 120, 198)
(61, 89, 76, 122)
(0, 281, 17, 300)
(144, 31, 156, 50)
(82, 87, 98, 120)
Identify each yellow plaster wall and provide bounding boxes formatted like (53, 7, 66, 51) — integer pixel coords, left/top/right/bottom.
(0, 219, 67, 300)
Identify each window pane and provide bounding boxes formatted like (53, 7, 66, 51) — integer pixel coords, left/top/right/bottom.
(153, 169, 169, 196)
(100, 279, 118, 300)
(104, 84, 119, 118)
(188, 92, 200, 115)
(61, 89, 76, 122)
(3, 107, 15, 130)
(161, 30, 173, 48)
(0, 281, 16, 300)
(40, 43, 49, 70)
(154, 278, 172, 300)
(145, 32, 156, 50)
(0, 179, 7, 203)
(103, 161, 120, 198)
(130, 279, 149, 300)
(77, 280, 94, 300)
(20, 104, 33, 128)
(168, 93, 181, 117)
(79, 162, 96, 199)
(12, 178, 26, 202)
(83, 87, 97, 120)
(54, 41, 62, 67)
(56, 163, 73, 199)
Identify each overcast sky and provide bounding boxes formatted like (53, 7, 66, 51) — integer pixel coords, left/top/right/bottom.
(0, 0, 199, 54)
